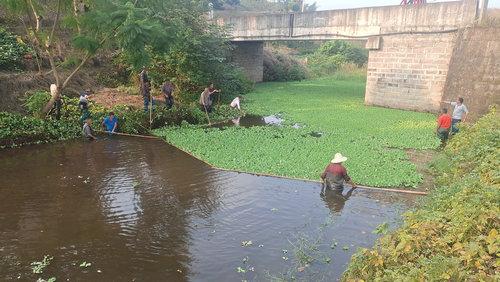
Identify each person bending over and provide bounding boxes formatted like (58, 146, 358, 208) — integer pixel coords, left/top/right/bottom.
(102, 112, 118, 133)
(230, 96, 242, 110)
(320, 153, 357, 192)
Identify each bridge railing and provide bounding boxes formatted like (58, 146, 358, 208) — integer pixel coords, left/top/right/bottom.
(216, 0, 479, 41)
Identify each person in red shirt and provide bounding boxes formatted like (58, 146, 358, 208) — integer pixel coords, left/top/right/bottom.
(320, 153, 357, 193)
(436, 108, 452, 146)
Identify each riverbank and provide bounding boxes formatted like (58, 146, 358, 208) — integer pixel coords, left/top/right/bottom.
(343, 109, 499, 280)
(0, 95, 239, 148)
(155, 75, 440, 188)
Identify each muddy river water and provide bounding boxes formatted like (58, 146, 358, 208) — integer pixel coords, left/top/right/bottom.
(0, 137, 417, 281)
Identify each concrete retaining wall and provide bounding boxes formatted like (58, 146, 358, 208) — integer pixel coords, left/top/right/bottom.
(442, 27, 500, 120)
(365, 33, 456, 112)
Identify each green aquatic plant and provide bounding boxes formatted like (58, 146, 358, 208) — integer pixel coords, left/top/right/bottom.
(31, 255, 53, 274)
(155, 76, 439, 187)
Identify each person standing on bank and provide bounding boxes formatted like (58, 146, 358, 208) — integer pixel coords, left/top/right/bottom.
(48, 84, 62, 120)
(139, 67, 151, 112)
(102, 112, 118, 134)
(436, 108, 452, 147)
(320, 153, 357, 193)
(208, 83, 221, 106)
(161, 80, 175, 109)
(443, 97, 468, 134)
(199, 87, 214, 113)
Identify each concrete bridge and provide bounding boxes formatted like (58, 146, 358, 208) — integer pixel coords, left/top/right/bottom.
(216, 0, 489, 112)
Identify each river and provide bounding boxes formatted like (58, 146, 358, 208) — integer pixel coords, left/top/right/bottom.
(0, 137, 416, 281)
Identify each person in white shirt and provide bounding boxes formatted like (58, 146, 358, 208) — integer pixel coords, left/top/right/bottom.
(443, 97, 469, 134)
(230, 96, 242, 110)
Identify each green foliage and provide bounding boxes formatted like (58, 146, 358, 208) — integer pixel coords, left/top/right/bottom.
(154, 76, 440, 187)
(0, 112, 81, 148)
(263, 49, 308, 82)
(308, 40, 368, 77)
(343, 109, 500, 281)
(23, 91, 51, 117)
(0, 27, 31, 70)
(148, 40, 252, 103)
(316, 40, 368, 67)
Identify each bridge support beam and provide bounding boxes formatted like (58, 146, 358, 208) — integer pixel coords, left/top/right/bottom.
(365, 33, 457, 112)
(231, 41, 264, 82)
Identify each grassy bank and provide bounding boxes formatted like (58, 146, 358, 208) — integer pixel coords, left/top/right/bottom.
(155, 75, 440, 188)
(343, 109, 499, 280)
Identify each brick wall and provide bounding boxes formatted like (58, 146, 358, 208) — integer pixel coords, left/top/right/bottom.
(231, 41, 264, 82)
(365, 33, 456, 112)
(442, 27, 500, 121)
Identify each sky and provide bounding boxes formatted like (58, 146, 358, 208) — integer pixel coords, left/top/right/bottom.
(308, 0, 500, 10)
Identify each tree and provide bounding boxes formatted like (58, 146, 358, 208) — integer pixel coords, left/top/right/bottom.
(0, 0, 169, 115)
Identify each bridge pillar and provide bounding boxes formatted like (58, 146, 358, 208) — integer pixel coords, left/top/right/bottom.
(231, 41, 264, 82)
(365, 33, 457, 112)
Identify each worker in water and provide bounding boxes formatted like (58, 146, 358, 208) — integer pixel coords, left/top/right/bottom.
(102, 111, 118, 133)
(436, 107, 452, 147)
(83, 118, 97, 141)
(320, 153, 357, 192)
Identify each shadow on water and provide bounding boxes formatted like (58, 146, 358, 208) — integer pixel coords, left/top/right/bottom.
(0, 137, 417, 281)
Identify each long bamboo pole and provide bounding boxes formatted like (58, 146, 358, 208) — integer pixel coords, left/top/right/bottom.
(96, 130, 159, 139)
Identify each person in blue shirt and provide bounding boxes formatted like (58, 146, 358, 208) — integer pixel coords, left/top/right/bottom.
(102, 112, 118, 133)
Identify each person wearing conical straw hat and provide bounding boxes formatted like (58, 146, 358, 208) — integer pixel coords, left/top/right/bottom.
(320, 153, 357, 192)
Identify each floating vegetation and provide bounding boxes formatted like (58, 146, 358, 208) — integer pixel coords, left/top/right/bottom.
(241, 241, 253, 247)
(79, 261, 92, 268)
(155, 77, 439, 188)
(31, 255, 53, 274)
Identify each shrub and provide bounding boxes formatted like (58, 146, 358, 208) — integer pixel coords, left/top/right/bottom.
(263, 49, 308, 82)
(0, 28, 32, 70)
(316, 40, 367, 67)
(307, 53, 346, 77)
(307, 40, 368, 77)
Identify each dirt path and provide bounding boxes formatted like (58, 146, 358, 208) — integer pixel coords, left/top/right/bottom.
(91, 87, 168, 109)
(406, 149, 437, 192)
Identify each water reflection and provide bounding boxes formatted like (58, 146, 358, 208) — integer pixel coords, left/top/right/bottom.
(320, 186, 356, 214)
